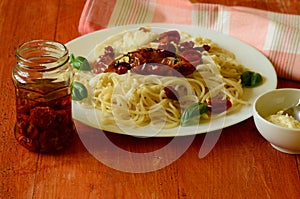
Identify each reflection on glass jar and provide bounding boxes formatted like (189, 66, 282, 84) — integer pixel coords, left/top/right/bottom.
(12, 40, 75, 153)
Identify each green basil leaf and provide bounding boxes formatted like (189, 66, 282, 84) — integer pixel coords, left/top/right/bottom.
(250, 72, 263, 87)
(69, 54, 91, 71)
(180, 102, 208, 126)
(72, 81, 88, 101)
(241, 71, 252, 87)
(241, 71, 263, 87)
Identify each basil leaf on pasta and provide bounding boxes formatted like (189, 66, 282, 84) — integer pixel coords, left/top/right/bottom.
(181, 102, 208, 126)
(241, 71, 263, 87)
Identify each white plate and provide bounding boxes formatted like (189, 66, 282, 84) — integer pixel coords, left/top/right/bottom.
(66, 23, 277, 137)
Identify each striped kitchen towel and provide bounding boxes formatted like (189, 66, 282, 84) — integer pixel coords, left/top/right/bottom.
(78, 0, 300, 81)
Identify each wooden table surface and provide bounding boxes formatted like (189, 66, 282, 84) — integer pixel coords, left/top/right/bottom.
(1, 0, 300, 198)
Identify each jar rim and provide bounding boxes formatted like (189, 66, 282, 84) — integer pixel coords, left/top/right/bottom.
(16, 40, 69, 70)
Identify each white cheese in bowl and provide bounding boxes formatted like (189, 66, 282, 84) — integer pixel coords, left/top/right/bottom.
(266, 110, 300, 129)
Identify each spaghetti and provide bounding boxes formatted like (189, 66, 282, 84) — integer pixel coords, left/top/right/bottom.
(74, 27, 252, 129)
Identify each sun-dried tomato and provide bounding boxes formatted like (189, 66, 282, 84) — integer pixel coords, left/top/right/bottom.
(29, 106, 56, 127)
(207, 99, 232, 114)
(164, 86, 179, 100)
(181, 49, 202, 67)
(178, 41, 195, 52)
(156, 30, 181, 44)
(93, 46, 115, 74)
(14, 94, 75, 153)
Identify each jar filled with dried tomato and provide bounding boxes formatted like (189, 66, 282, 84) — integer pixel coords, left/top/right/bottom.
(12, 40, 75, 153)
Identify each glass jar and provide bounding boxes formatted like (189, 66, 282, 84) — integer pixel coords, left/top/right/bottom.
(12, 40, 75, 153)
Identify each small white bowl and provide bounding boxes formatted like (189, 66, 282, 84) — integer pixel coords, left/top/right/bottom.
(253, 88, 300, 154)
